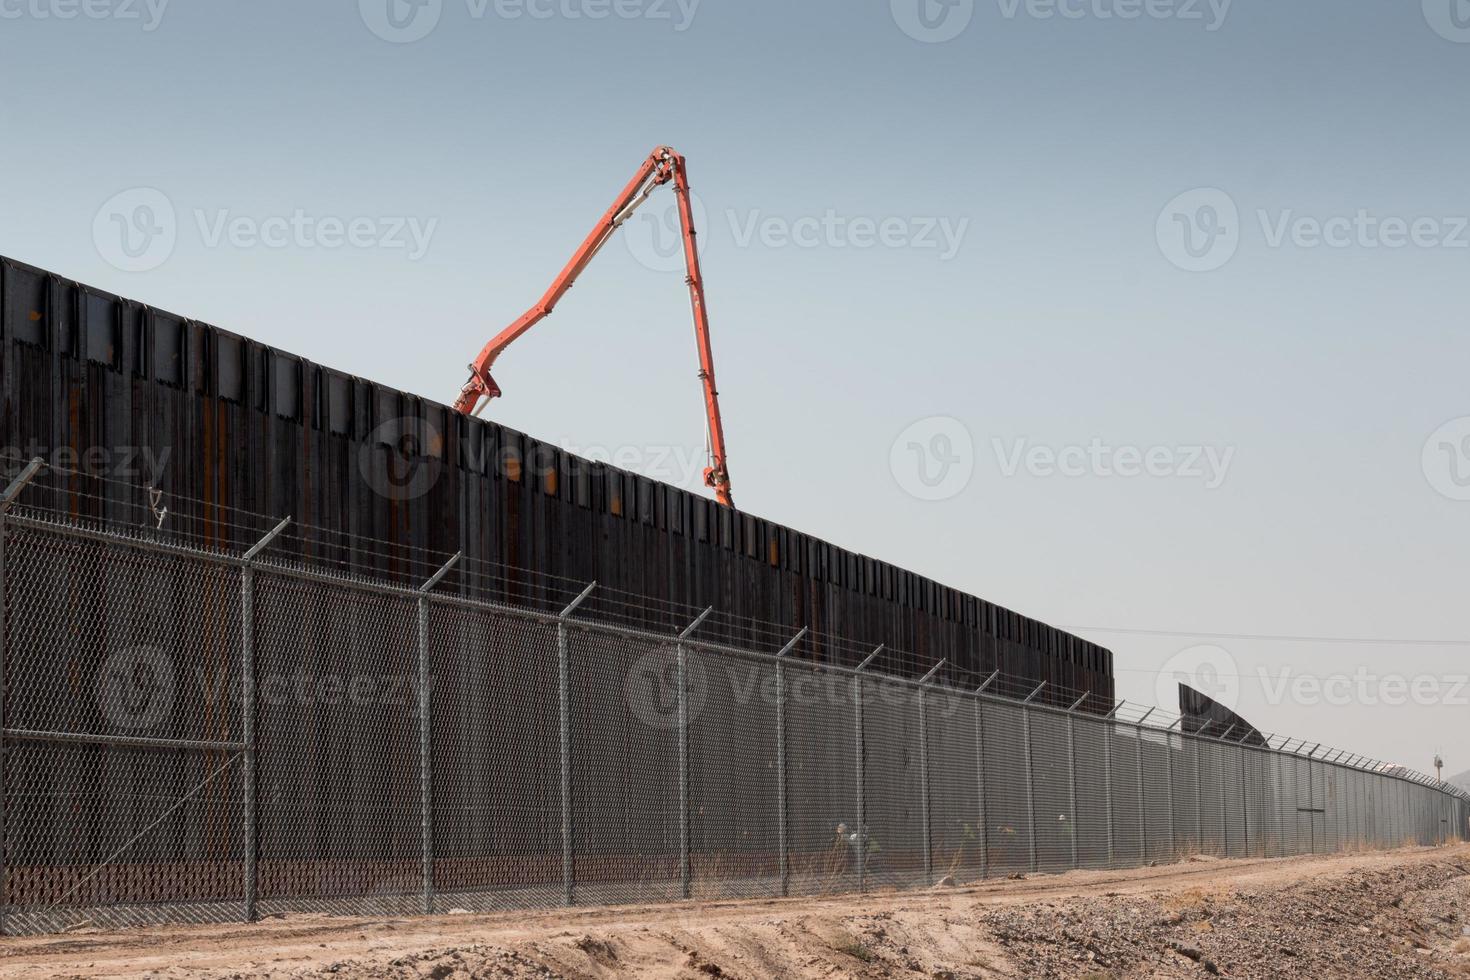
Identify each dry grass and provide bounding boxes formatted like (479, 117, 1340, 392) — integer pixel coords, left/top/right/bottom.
(830, 931, 875, 963)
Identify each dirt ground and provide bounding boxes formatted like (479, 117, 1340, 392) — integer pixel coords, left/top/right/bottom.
(4, 845, 1469, 979)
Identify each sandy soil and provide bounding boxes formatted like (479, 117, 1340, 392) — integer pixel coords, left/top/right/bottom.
(3, 846, 1468, 979)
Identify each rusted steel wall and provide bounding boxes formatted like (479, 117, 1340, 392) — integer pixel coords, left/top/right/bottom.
(0, 256, 1113, 705)
(1179, 684, 1267, 747)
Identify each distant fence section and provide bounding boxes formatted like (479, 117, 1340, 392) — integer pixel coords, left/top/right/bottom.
(0, 508, 1466, 935)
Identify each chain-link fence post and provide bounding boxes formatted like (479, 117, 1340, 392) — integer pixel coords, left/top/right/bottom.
(1164, 720, 1178, 861)
(240, 517, 290, 923)
(916, 660, 945, 885)
(854, 645, 883, 893)
(1239, 742, 1250, 856)
(678, 609, 712, 901)
(556, 583, 595, 906)
(1022, 682, 1045, 874)
(416, 553, 460, 915)
(974, 671, 996, 880)
(774, 629, 805, 898)
(240, 563, 256, 922)
(1065, 697, 1083, 870)
(1134, 709, 1152, 865)
(1193, 738, 1203, 849)
(1103, 704, 1118, 867)
(1065, 693, 1088, 870)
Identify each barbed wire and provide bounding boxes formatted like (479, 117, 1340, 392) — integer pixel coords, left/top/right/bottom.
(1, 454, 1462, 800)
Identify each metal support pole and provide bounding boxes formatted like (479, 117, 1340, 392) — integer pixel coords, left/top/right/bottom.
(558, 582, 595, 906)
(1194, 738, 1203, 851)
(854, 646, 879, 892)
(1165, 727, 1177, 862)
(240, 516, 289, 923)
(1239, 744, 1250, 857)
(974, 694, 989, 880)
(1221, 738, 1231, 857)
(1067, 712, 1079, 870)
(1134, 723, 1146, 864)
(775, 627, 804, 897)
(0, 458, 44, 512)
(1103, 715, 1115, 867)
(416, 552, 461, 915)
(1308, 754, 1317, 854)
(915, 659, 945, 883)
(918, 685, 933, 884)
(977, 669, 999, 694)
(1023, 702, 1038, 873)
(677, 607, 711, 900)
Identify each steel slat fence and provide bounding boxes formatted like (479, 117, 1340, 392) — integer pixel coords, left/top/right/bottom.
(0, 513, 1466, 936)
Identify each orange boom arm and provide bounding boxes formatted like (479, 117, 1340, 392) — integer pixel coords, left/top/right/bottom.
(453, 146, 734, 508)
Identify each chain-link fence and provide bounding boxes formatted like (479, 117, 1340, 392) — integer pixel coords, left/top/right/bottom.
(0, 508, 1466, 935)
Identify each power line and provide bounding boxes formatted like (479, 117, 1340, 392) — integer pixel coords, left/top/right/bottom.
(1061, 625, 1470, 648)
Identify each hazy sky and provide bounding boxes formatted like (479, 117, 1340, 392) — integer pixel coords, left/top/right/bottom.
(1, 0, 1466, 775)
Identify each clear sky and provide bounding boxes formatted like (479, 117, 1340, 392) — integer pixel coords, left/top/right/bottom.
(1, 0, 1466, 774)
